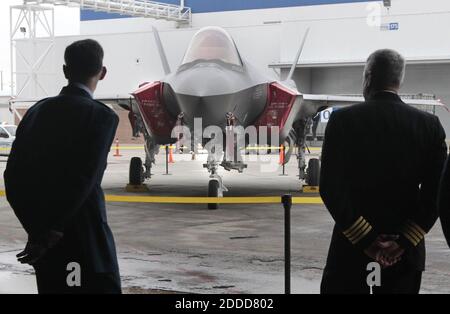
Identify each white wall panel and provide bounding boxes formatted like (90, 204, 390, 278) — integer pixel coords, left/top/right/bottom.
(79, 0, 450, 64)
(280, 11, 450, 64)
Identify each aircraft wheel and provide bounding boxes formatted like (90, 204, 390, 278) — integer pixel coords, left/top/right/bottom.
(129, 157, 144, 185)
(207, 180, 220, 210)
(306, 158, 320, 186)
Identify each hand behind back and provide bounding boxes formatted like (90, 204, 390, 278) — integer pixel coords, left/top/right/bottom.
(364, 235, 405, 268)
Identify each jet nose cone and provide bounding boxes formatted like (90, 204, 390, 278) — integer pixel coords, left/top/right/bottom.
(173, 64, 236, 97)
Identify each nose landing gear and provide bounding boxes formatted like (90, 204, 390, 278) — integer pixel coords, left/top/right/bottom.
(204, 157, 228, 210)
(207, 173, 228, 210)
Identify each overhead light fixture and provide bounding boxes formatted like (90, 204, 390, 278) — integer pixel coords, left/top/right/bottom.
(383, 0, 391, 8)
(263, 20, 282, 25)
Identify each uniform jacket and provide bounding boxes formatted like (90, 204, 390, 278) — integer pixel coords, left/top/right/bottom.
(320, 91, 447, 272)
(4, 85, 120, 274)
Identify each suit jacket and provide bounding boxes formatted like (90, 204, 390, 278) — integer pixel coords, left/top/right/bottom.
(320, 91, 447, 272)
(438, 157, 450, 248)
(4, 85, 120, 274)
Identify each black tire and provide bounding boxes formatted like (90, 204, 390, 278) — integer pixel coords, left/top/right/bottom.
(129, 157, 144, 185)
(306, 158, 320, 186)
(207, 180, 220, 210)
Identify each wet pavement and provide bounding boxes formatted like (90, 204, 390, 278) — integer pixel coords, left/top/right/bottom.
(0, 148, 450, 294)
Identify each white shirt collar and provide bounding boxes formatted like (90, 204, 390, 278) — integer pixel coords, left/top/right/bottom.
(71, 82, 94, 98)
(381, 89, 399, 95)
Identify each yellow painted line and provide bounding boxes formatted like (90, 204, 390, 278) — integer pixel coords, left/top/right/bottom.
(245, 147, 321, 151)
(245, 147, 283, 150)
(109, 146, 322, 151)
(303, 186, 320, 193)
(0, 189, 321, 204)
(292, 197, 322, 204)
(160, 145, 177, 149)
(110, 145, 175, 149)
(112, 145, 175, 150)
(112, 146, 144, 150)
(0, 145, 321, 152)
(105, 195, 323, 204)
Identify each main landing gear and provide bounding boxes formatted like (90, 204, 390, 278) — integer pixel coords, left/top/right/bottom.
(294, 119, 321, 190)
(129, 137, 156, 186)
(306, 158, 320, 187)
(129, 157, 144, 185)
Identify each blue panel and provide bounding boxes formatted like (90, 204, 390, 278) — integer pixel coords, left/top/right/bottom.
(80, 10, 131, 21)
(185, 0, 376, 13)
(81, 0, 378, 21)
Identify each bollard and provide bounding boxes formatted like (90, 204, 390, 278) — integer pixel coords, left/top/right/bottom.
(164, 145, 170, 175)
(279, 145, 285, 165)
(169, 146, 174, 163)
(279, 145, 287, 176)
(113, 138, 122, 157)
(282, 194, 292, 294)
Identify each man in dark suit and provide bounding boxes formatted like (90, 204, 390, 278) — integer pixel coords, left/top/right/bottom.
(320, 49, 447, 294)
(4, 39, 121, 294)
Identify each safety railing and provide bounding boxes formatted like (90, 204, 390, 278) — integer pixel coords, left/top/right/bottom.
(23, 0, 192, 24)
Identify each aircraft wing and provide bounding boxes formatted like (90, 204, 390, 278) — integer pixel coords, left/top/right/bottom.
(301, 94, 447, 116)
(9, 94, 133, 104)
(8, 94, 134, 121)
(9, 94, 134, 110)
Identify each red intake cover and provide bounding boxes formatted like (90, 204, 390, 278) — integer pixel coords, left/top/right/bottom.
(254, 82, 297, 129)
(132, 81, 176, 138)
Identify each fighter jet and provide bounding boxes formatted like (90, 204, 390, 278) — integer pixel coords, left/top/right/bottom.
(123, 26, 445, 209)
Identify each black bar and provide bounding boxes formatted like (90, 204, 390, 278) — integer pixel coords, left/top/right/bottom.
(282, 194, 292, 294)
(165, 145, 169, 175)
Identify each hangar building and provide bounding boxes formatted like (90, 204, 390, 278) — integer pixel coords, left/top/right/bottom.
(10, 0, 450, 142)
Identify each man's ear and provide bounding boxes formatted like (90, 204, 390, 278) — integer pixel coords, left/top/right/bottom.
(99, 66, 107, 81)
(63, 65, 68, 80)
(363, 72, 372, 99)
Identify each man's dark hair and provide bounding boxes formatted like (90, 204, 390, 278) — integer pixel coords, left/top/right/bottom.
(64, 39, 104, 82)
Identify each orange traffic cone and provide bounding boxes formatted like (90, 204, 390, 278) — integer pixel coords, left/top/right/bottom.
(279, 145, 285, 165)
(113, 138, 122, 157)
(169, 146, 174, 163)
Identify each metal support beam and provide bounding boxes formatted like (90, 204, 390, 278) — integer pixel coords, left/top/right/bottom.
(10, 4, 55, 101)
(23, 0, 192, 24)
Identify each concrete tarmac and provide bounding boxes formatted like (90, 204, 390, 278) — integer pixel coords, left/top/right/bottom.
(0, 147, 450, 294)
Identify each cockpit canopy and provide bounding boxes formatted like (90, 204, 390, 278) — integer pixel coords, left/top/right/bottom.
(182, 27, 242, 67)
